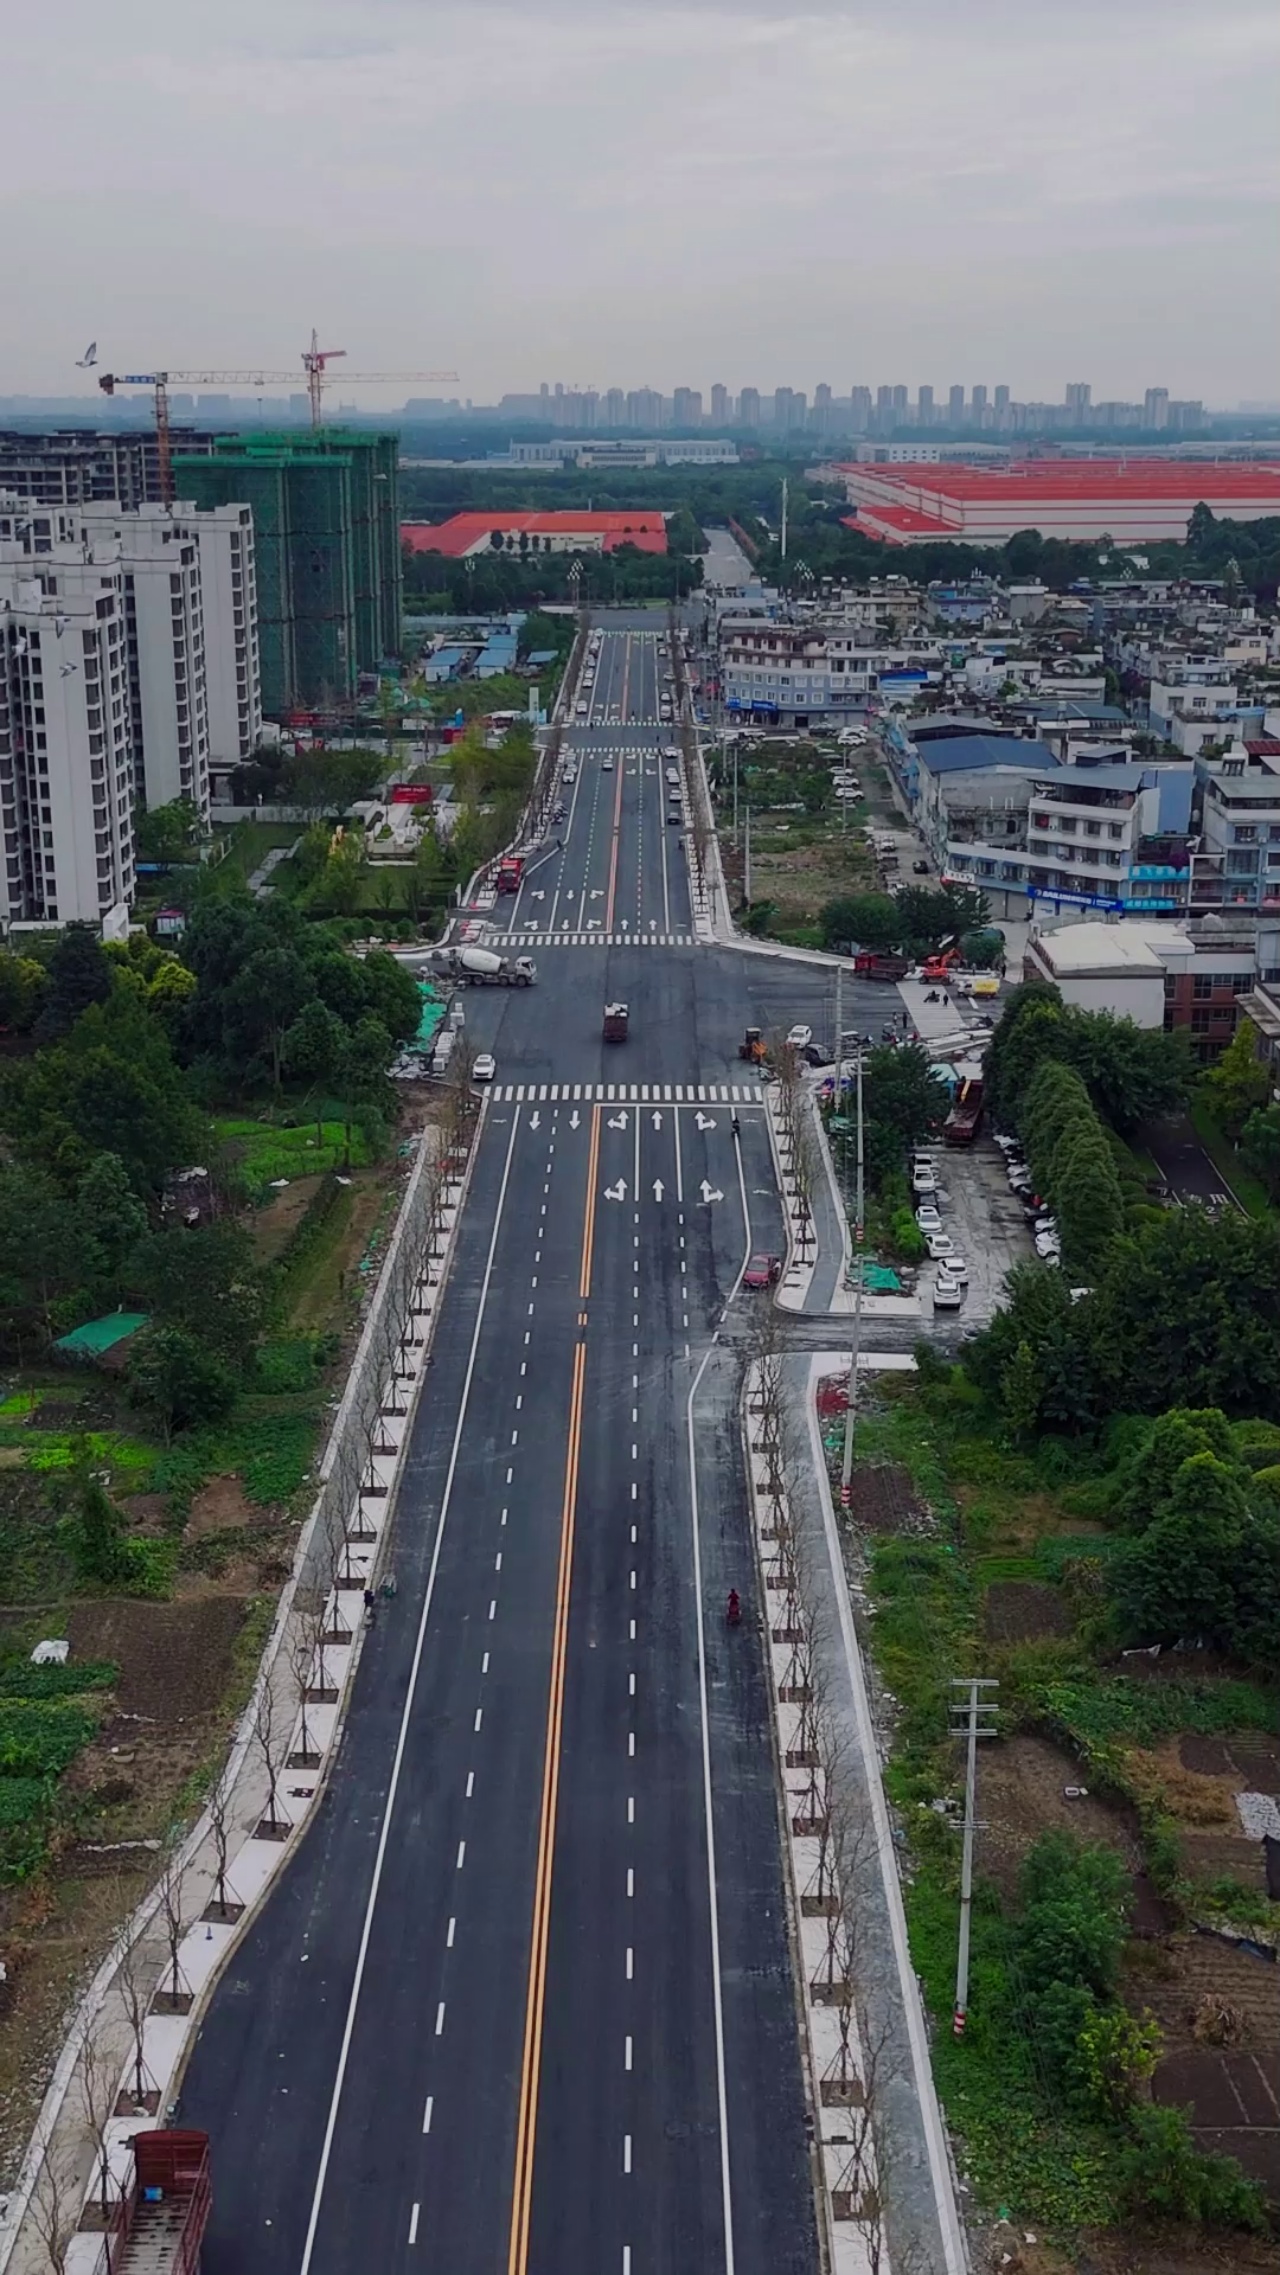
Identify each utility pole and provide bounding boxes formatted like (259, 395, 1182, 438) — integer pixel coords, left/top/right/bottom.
(780, 477, 789, 564)
(950, 1679, 999, 2038)
(834, 960, 842, 1081)
(839, 1047, 865, 1508)
(743, 802, 752, 906)
(732, 736, 740, 845)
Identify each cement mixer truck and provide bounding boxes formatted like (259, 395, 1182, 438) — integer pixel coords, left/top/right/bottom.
(432, 946, 537, 988)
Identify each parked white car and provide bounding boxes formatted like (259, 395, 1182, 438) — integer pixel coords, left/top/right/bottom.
(925, 1231, 956, 1260)
(912, 1167, 938, 1197)
(916, 1206, 943, 1235)
(786, 1024, 813, 1050)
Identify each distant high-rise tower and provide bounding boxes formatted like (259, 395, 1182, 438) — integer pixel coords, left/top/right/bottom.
(971, 385, 988, 426)
(604, 388, 626, 427)
(1065, 382, 1092, 420)
(917, 386, 934, 426)
(1143, 387, 1170, 430)
(738, 387, 760, 428)
(672, 387, 703, 429)
(774, 386, 795, 429)
(849, 387, 872, 434)
(890, 384, 908, 418)
(710, 383, 730, 426)
(948, 385, 965, 427)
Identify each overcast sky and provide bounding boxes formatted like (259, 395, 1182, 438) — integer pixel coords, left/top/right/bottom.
(4, 0, 1278, 407)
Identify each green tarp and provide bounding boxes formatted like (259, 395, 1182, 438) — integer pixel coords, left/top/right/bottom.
(54, 1313, 149, 1358)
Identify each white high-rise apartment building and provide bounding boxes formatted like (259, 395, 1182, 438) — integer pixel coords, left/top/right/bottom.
(0, 538, 135, 926)
(72, 501, 261, 808)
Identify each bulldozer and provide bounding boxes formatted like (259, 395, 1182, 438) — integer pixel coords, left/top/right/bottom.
(738, 1026, 766, 1065)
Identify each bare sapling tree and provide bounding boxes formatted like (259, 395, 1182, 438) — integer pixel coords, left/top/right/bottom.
(28, 2131, 83, 2275)
(203, 1765, 241, 1924)
(792, 1104, 820, 1259)
(323, 1513, 354, 1641)
(115, 1914, 159, 2115)
(151, 1840, 193, 2013)
(289, 1590, 328, 1765)
(251, 1678, 290, 1839)
(77, 2024, 123, 2228)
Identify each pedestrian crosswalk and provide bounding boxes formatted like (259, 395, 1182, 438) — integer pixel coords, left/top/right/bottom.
(488, 1081, 765, 1105)
(501, 931, 696, 949)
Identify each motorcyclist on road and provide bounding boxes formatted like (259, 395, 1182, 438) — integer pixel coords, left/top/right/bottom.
(726, 1588, 741, 1625)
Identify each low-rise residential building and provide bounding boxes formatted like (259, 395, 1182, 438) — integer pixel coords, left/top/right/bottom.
(1024, 916, 1259, 1059)
(1191, 741, 1280, 917)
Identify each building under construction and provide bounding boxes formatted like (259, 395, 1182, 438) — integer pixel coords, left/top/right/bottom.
(172, 429, 401, 717)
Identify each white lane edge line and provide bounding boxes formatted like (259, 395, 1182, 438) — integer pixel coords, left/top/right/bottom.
(297, 1106, 524, 2275)
(409, 2202, 420, 2245)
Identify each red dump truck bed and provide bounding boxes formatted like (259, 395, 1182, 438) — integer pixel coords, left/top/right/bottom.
(853, 952, 909, 980)
(944, 1076, 985, 1145)
(495, 855, 525, 894)
(108, 2130, 211, 2275)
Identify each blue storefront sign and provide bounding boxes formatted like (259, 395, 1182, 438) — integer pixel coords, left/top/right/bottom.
(1027, 886, 1126, 913)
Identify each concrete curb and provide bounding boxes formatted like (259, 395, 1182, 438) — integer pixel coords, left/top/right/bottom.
(0, 1114, 483, 2275)
(801, 1356, 970, 2275)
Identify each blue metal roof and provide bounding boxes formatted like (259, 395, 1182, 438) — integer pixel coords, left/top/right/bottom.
(917, 734, 1058, 776)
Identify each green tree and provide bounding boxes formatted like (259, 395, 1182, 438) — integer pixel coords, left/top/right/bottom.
(965, 1261, 1096, 1430)
(134, 797, 200, 864)
(819, 892, 900, 952)
(1085, 1208, 1280, 1417)
(0, 1164, 94, 1345)
(1052, 1125, 1125, 1277)
(76, 1152, 148, 1293)
(224, 947, 312, 1092)
(0, 951, 47, 1033)
(1198, 1026, 1268, 1139)
(1000, 1338, 1043, 1440)
(35, 923, 113, 1042)
(127, 1324, 237, 1441)
(283, 999, 347, 1142)
(1111, 1452, 1260, 1650)
(1115, 1406, 1238, 1531)
(357, 950, 422, 1044)
(4, 997, 204, 1196)
(1118, 2103, 1266, 2232)
(71, 1473, 127, 1585)
(861, 1044, 950, 1146)
(1239, 1100, 1280, 1199)
(1014, 1830, 1131, 2001)
(129, 1222, 266, 1372)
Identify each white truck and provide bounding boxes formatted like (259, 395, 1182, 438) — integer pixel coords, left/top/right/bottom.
(434, 946, 537, 988)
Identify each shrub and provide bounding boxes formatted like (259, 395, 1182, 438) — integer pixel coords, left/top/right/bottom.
(1117, 2104, 1267, 2232)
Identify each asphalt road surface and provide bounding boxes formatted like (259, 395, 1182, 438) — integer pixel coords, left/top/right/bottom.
(181, 622, 833, 2275)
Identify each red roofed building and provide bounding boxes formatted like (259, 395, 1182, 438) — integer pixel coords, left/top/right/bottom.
(838, 460, 1280, 546)
(402, 511, 668, 559)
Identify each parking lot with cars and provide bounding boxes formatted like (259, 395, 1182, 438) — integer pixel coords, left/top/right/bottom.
(911, 1135, 1037, 1329)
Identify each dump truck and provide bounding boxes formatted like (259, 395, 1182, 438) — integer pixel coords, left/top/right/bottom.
(944, 1074, 985, 1146)
(852, 952, 909, 981)
(107, 2129, 211, 2275)
(495, 855, 525, 895)
(433, 947, 537, 987)
(603, 1002, 629, 1044)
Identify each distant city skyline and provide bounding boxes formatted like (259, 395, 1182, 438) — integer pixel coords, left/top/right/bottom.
(1, 3, 1276, 405)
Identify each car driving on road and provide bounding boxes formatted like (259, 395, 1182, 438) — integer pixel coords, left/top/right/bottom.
(471, 1052, 496, 1085)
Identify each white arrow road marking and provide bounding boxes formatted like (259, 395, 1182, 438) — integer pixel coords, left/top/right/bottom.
(590, 889, 604, 900)
(531, 889, 546, 901)
(651, 1112, 662, 1130)
(608, 1113, 628, 1131)
(529, 1111, 540, 1131)
(653, 1180, 665, 1202)
(699, 1182, 724, 1205)
(569, 1110, 581, 1130)
(695, 1112, 717, 1132)
(605, 1179, 627, 1202)
(566, 888, 576, 899)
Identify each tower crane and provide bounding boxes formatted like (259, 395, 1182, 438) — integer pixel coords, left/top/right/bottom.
(93, 331, 459, 501)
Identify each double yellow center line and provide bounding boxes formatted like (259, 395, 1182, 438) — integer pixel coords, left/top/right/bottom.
(507, 1106, 600, 2275)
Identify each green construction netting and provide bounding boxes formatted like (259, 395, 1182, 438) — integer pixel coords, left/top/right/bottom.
(414, 981, 447, 1051)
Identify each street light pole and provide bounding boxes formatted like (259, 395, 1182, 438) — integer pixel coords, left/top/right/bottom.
(840, 1047, 865, 1507)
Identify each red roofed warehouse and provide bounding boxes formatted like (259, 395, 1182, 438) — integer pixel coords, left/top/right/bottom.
(402, 511, 668, 559)
(839, 460, 1280, 546)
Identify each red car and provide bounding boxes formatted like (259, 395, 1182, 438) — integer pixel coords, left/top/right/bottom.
(743, 1254, 782, 1291)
